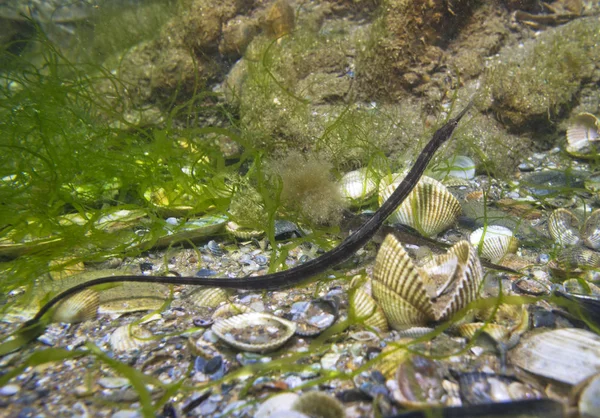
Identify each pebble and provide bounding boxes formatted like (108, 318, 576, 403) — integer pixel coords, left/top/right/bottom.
(254, 393, 299, 418)
(98, 377, 130, 389)
(518, 162, 534, 172)
(0, 384, 20, 396)
(110, 410, 142, 418)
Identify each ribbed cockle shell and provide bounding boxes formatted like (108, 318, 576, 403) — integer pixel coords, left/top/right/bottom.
(379, 176, 461, 237)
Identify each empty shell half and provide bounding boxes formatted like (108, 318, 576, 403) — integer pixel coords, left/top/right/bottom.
(52, 289, 100, 324)
(348, 280, 389, 332)
(372, 235, 483, 330)
(110, 324, 154, 353)
(469, 225, 519, 263)
(548, 208, 582, 246)
(212, 312, 296, 353)
(379, 175, 461, 237)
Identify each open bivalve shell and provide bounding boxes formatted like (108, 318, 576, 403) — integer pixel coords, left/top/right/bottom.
(339, 167, 378, 204)
(566, 113, 600, 157)
(548, 208, 600, 250)
(469, 225, 519, 263)
(372, 235, 483, 330)
(348, 276, 389, 332)
(379, 175, 461, 237)
(212, 312, 296, 353)
(110, 324, 154, 353)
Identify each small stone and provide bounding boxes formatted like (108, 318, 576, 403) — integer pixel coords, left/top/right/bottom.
(98, 377, 130, 389)
(0, 384, 20, 396)
(110, 411, 142, 418)
(518, 162, 534, 172)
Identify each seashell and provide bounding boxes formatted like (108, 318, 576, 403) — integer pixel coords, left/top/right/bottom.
(225, 221, 264, 239)
(212, 312, 296, 353)
(563, 278, 600, 296)
(98, 282, 169, 315)
(348, 284, 389, 332)
(372, 235, 483, 330)
(339, 167, 378, 204)
(437, 155, 476, 180)
(469, 225, 519, 263)
(189, 287, 231, 308)
(379, 175, 461, 237)
(291, 391, 345, 418)
(566, 113, 600, 156)
(574, 373, 600, 418)
(389, 355, 446, 407)
(212, 303, 252, 320)
(548, 208, 581, 246)
(549, 246, 600, 280)
(508, 328, 600, 385)
(457, 322, 510, 342)
(48, 257, 85, 281)
(581, 209, 600, 250)
(109, 324, 153, 353)
(286, 299, 338, 337)
(255, 393, 300, 418)
(52, 289, 99, 323)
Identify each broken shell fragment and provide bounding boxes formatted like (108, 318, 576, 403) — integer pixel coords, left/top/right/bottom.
(52, 289, 99, 324)
(469, 225, 519, 263)
(212, 312, 296, 353)
(379, 175, 461, 237)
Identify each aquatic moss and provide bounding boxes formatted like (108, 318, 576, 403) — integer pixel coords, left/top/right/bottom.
(486, 16, 599, 128)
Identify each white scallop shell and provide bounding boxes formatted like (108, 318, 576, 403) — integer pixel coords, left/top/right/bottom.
(339, 167, 378, 203)
(548, 208, 581, 246)
(212, 312, 296, 353)
(566, 113, 599, 154)
(441, 155, 476, 180)
(110, 324, 153, 353)
(52, 289, 99, 324)
(379, 176, 461, 237)
(469, 225, 519, 263)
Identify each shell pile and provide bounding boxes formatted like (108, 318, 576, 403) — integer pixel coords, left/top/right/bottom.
(379, 175, 461, 237)
(354, 234, 483, 331)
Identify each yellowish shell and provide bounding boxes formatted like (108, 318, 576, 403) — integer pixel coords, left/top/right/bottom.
(566, 113, 600, 157)
(457, 322, 510, 341)
(225, 221, 265, 239)
(349, 283, 389, 332)
(582, 209, 600, 250)
(339, 167, 378, 204)
(372, 235, 483, 329)
(212, 312, 296, 353)
(469, 225, 519, 263)
(110, 324, 153, 353)
(52, 289, 99, 323)
(379, 176, 461, 237)
(189, 287, 231, 308)
(548, 208, 581, 246)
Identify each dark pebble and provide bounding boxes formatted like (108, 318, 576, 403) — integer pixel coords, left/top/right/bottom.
(139, 262, 154, 273)
(204, 356, 223, 375)
(195, 268, 217, 277)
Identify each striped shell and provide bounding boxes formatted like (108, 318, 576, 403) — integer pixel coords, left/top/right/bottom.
(548, 208, 581, 246)
(581, 209, 600, 250)
(212, 312, 296, 353)
(566, 113, 600, 156)
(348, 279, 389, 332)
(372, 235, 483, 330)
(339, 167, 378, 204)
(52, 289, 99, 323)
(379, 176, 461, 237)
(110, 324, 153, 353)
(549, 246, 600, 280)
(189, 287, 231, 308)
(469, 225, 519, 263)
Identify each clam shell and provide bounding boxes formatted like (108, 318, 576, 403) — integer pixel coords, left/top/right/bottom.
(391, 355, 446, 407)
(52, 289, 99, 323)
(154, 215, 228, 248)
(339, 167, 378, 203)
(582, 209, 600, 250)
(548, 208, 581, 246)
(212, 312, 296, 353)
(550, 246, 600, 280)
(211, 303, 252, 320)
(509, 328, 600, 385)
(434, 241, 483, 321)
(379, 176, 461, 237)
(110, 324, 153, 353)
(225, 221, 264, 239)
(438, 155, 476, 180)
(189, 287, 231, 308)
(372, 235, 434, 329)
(469, 225, 519, 263)
(419, 252, 459, 298)
(457, 322, 510, 342)
(563, 278, 600, 296)
(349, 286, 389, 332)
(566, 113, 600, 155)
